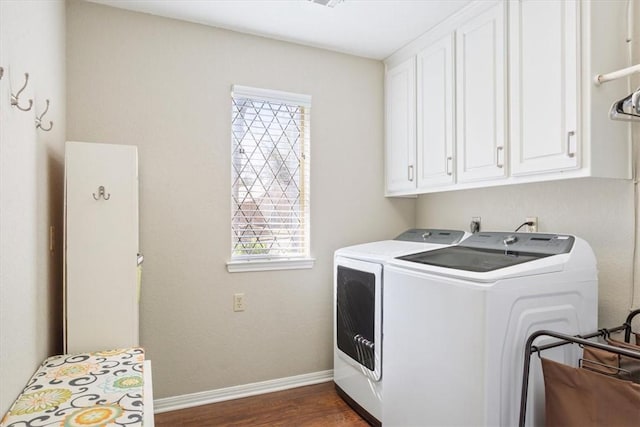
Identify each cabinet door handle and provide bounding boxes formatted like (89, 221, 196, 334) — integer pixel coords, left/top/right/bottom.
(496, 146, 504, 168)
(567, 131, 576, 158)
(446, 156, 453, 176)
(408, 165, 414, 182)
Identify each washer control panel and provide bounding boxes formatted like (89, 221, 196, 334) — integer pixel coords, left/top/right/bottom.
(395, 229, 467, 244)
(461, 232, 575, 255)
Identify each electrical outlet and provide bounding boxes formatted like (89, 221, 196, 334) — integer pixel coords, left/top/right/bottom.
(470, 216, 481, 233)
(525, 216, 538, 233)
(233, 293, 245, 312)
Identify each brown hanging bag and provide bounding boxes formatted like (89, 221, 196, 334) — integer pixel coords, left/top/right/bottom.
(542, 357, 640, 426)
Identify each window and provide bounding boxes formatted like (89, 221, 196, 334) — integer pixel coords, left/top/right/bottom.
(228, 85, 313, 272)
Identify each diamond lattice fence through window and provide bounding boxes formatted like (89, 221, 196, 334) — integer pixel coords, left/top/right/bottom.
(232, 97, 306, 257)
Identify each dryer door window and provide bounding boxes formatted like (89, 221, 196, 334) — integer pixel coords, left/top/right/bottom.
(336, 265, 376, 371)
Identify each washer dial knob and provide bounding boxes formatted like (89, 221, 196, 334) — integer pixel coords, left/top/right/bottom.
(503, 235, 518, 245)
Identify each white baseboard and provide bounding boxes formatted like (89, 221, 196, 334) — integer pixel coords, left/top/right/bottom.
(153, 369, 334, 414)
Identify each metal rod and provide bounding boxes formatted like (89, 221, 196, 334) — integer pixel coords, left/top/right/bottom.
(533, 325, 627, 353)
(594, 64, 640, 85)
(624, 308, 640, 342)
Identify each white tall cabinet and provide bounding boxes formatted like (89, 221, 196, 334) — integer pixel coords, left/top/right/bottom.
(64, 141, 140, 354)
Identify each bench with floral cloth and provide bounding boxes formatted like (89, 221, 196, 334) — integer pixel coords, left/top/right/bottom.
(1, 348, 152, 427)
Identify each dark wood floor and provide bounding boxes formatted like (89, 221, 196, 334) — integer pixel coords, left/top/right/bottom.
(154, 382, 370, 426)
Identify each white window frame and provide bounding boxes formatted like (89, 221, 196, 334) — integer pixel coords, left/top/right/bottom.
(227, 85, 314, 273)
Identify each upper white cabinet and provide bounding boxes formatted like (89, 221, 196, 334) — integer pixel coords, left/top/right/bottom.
(385, 56, 416, 194)
(386, 1, 506, 196)
(384, 0, 631, 196)
(509, 0, 579, 175)
(456, 2, 507, 183)
(416, 34, 455, 189)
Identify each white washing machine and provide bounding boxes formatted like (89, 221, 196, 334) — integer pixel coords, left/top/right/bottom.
(334, 229, 469, 426)
(382, 232, 598, 427)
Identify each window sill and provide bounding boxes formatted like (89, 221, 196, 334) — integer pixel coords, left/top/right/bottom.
(226, 257, 315, 273)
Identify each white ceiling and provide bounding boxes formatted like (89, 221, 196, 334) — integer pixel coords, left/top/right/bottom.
(86, 0, 472, 60)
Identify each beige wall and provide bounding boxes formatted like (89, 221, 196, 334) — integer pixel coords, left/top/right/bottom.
(0, 0, 66, 415)
(66, 0, 414, 399)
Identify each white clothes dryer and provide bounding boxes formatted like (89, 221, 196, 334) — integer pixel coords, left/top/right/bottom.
(382, 232, 598, 427)
(333, 229, 469, 426)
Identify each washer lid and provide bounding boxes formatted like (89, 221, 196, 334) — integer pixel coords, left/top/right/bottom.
(396, 232, 575, 273)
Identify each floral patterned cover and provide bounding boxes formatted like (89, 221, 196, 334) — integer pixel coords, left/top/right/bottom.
(1, 348, 146, 427)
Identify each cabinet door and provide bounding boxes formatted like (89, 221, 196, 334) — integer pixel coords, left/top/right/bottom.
(417, 33, 455, 189)
(509, 0, 578, 175)
(385, 57, 417, 194)
(455, 2, 507, 183)
(64, 141, 139, 354)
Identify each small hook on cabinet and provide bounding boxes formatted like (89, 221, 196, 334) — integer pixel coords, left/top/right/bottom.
(92, 186, 111, 201)
(35, 99, 53, 131)
(0, 67, 4, 80)
(11, 72, 33, 112)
